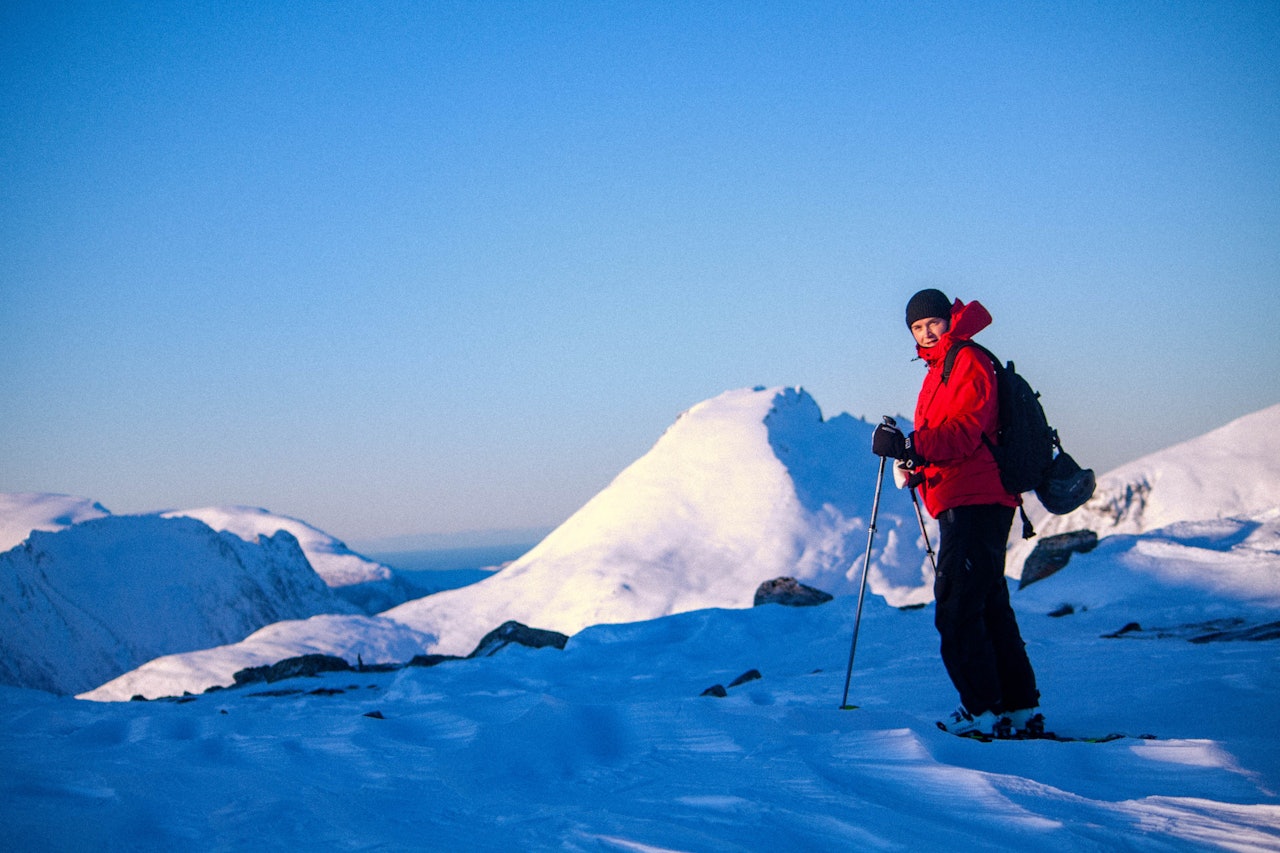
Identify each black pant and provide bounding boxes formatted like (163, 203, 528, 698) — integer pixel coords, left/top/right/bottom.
(933, 504, 1039, 716)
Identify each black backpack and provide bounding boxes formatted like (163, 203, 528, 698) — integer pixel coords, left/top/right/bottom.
(942, 341, 1095, 537)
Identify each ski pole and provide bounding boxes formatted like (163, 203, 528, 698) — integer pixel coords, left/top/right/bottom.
(909, 485, 937, 573)
(840, 420, 891, 710)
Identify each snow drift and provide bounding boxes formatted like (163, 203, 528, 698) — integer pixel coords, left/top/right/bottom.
(0, 515, 355, 695)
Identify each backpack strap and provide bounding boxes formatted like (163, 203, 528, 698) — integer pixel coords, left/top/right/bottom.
(941, 340, 999, 384)
(941, 340, 1029, 533)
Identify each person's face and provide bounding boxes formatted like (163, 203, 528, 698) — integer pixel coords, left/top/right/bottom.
(911, 316, 950, 348)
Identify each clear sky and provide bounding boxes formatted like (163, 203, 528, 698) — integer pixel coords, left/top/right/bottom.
(3, 2, 1278, 546)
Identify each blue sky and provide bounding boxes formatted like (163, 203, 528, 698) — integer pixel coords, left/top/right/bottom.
(3, 2, 1277, 545)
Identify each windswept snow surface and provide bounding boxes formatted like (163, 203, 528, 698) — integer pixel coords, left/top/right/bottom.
(0, 515, 354, 695)
(385, 387, 934, 656)
(3, 541, 1278, 851)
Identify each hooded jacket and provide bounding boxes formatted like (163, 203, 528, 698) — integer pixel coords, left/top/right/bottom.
(910, 298, 1019, 518)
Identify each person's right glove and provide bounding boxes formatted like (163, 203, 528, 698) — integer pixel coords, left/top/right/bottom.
(893, 462, 925, 490)
(872, 422, 906, 458)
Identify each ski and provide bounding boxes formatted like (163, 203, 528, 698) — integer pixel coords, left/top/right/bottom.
(935, 722, 1157, 743)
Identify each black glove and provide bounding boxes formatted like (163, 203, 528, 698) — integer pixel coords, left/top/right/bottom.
(873, 423, 928, 469)
(872, 422, 906, 458)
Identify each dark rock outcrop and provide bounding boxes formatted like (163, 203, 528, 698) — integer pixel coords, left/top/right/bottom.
(1019, 530, 1099, 589)
(467, 621, 569, 658)
(753, 577, 833, 607)
(232, 653, 352, 686)
(406, 653, 463, 669)
(703, 669, 764, 697)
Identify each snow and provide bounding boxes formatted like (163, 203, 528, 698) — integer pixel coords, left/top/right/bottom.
(80, 614, 436, 702)
(162, 505, 420, 613)
(1007, 403, 1280, 579)
(3, 553, 1278, 849)
(2, 388, 1279, 849)
(0, 492, 109, 551)
(0, 495, 416, 615)
(0, 515, 355, 695)
(161, 505, 396, 589)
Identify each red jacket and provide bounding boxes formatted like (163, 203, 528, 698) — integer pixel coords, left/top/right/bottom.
(911, 298, 1019, 517)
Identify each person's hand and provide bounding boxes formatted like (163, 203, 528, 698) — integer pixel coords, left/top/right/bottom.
(893, 463, 925, 490)
(902, 431, 926, 469)
(872, 422, 906, 458)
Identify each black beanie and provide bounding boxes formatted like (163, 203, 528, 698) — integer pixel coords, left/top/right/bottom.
(905, 288, 952, 328)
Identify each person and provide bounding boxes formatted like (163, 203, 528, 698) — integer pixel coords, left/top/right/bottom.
(871, 288, 1042, 737)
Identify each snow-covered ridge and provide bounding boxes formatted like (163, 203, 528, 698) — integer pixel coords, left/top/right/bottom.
(0, 515, 355, 695)
(1009, 403, 1280, 577)
(162, 506, 392, 589)
(63, 386, 935, 698)
(0, 494, 413, 613)
(0, 492, 110, 552)
(162, 506, 416, 612)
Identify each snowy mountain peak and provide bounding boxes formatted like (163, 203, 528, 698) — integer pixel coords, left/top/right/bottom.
(383, 386, 931, 655)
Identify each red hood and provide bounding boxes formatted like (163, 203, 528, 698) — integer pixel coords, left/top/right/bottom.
(918, 299, 993, 363)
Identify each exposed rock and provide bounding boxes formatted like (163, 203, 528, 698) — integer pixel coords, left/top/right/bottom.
(1102, 618, 1280, 643)
(467, 621, 569, 658)
(753, 577, 833, 607)
(247, 688, 305, 698)
(701, 684, 728, 698)
(728, 669, 762, 687)
(407, 653, 464, 669)
(1019, 530, 1099, 589)
(1190, 621, 1280, 643)
(233, 653, 352, 686)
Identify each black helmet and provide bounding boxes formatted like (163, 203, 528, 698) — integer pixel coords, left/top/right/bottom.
(1035, 451, 1096, 515)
